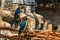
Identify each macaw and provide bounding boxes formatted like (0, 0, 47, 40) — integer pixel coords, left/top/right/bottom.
(18, 16, 28, 34)
(13, 6, 21, 28)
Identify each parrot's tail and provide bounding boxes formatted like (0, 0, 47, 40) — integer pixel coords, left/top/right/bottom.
(18, 30, 22, 38)
(18, 30, 21, 34)
(18, 30, 21, 40)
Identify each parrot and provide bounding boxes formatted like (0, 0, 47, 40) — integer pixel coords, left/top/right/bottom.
(13, 5, 21, 28)
(18, 16, 28, 34)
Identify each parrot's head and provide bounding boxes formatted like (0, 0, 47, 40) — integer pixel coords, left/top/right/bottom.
(23, 16, 28, 20)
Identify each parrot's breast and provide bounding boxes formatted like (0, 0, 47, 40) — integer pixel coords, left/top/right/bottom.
(20, 21, 26, 30)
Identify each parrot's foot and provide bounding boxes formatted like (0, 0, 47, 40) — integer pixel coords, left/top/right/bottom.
(18, 34, 20, 37)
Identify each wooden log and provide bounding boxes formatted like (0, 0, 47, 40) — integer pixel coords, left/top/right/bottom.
(48, 24, 52, 32)
(31, 37, 42, 40)
(55, 36, 60, 40)
(36, 35, 46, 38)
(29, 34, 36, 37)
(55, 32, 60, 35)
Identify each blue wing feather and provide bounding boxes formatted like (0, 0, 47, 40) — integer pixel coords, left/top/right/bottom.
(15, 7, 20, 14)
(18, 21, 26, 34)
(14, 7, 20, 25)
(20, 21, 26, 30)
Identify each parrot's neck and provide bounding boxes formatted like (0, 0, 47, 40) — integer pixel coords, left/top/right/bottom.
(23, 20, 26, 21)
(18, 5, 20, 7)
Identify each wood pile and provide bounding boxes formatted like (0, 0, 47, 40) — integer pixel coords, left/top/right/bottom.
(0, 27, 60, 40)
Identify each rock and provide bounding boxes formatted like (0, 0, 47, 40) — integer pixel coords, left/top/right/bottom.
(2, 10, 44, 31)
(1, 6, 44, 33)
(2, 10, 14, 18)
(0, 21, 11, 27)
(20, 12, 43, 31)
(0, 7, 2, 20)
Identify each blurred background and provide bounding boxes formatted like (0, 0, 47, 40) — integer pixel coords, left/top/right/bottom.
(35, 0, 60, 25)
